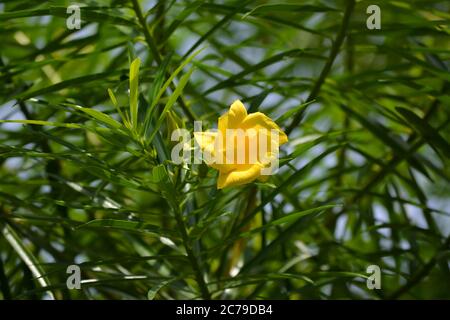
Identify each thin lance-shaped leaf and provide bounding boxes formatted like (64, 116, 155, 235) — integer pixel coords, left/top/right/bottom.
(148, 53, 173, 107)
(153, 127, 171, 163)
(340, 104, 432, 180)
(64, 103, 123, 129)
(147, 67, 195, 145)
(0, 9, 51, 21)
(286, 0, 355, 134)
(148, 52, 173, 105)
(210, 273, 314, 292)
(108, 88, 131, 129)
(0, 119, 82, 129)
(237, 144, 343, 231)
(379, 46, 450, 82)
(107, 88, 118, 107)
(146, 48, 203, 124)
(49, 7, 138, 27)
(182, 0, 252, 59)
(247, 90, 270, 113)
(61, 178, 122, 210)
(204, 49, 318, 94)
(1, 223, 55, 299)
(396, 107, 450, 158)
(242, 3, 338, 19)
(238, 213, 318, 274)
(129, 58, 141, 130)
(143, 53, 173, 137)
(15, 70, 123, 100)
(276, 100, 315, 123)
(164, 1, 202, 41)
(239, 204, 340, 238)
(127, 41, 138, 65)
(201, 3, 326, 36)
(147, 279, 175, 300)
(78, 219, 178, 239)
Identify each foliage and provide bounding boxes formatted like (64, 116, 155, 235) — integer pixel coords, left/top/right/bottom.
(0, 0, 449, 299)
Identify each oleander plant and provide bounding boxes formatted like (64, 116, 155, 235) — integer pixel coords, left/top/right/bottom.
(0, 0, 449, 300)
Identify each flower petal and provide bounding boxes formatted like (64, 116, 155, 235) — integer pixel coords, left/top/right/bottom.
(217, 163, 263, 189)
(227, 100, 247, 128)
(241, 112, 288, 145)
(218, 113, 228, 135)
(211, 100, 288, 189)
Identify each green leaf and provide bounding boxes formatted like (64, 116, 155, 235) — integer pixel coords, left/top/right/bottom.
(147, 279, 174, 300)
(143, 53, 173, 137)
(129, 58, 141, 129)
(243, 3, 338, 19)
(49, 7, 138, 27)
(151, 48, 202, 113)
(240, 204, 340, 238)
(276, 100, 315, 123)
(147, 67, 194, 145)
(65, 103, 123, 129)
(0, 119, 82, 129)
(152, 164, 170, 183)
(204, 49, 323, 94)
(340, 104, 432, 180)
(78, 219, 177, 238)
(108, 88, 131, 128)
(0, 9, 50, 21)
(15, 71, 123, 100)
(396, 107, 450, 158)
(182, 0, 252, 59)
(1, 223, 55, 299)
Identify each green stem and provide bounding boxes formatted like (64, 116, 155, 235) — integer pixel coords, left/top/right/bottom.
(286, 0, 355, 135)
(0, 247, 12, 299)
(173, 208, 211, 299)
(388, 236, 450, 299)
(130, 0, 196, 122)
(131, 0, 162, 64)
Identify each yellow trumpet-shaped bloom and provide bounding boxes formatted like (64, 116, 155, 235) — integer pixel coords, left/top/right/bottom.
(195, 100, 288, 189)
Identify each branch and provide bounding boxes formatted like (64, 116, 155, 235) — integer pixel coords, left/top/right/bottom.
(285, 0, 355, 135)
(131, 0, 196, 122)
(388, 236, 450, 299)
(173, 207, 211, 299)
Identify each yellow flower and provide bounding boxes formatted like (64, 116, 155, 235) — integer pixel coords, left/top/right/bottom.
(195, 100, 288, 189)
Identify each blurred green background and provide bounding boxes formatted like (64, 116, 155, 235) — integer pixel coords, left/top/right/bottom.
(0, 0, 449, 299)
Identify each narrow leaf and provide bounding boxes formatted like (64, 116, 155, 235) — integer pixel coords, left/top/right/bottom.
(129, 58, 141, 129)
